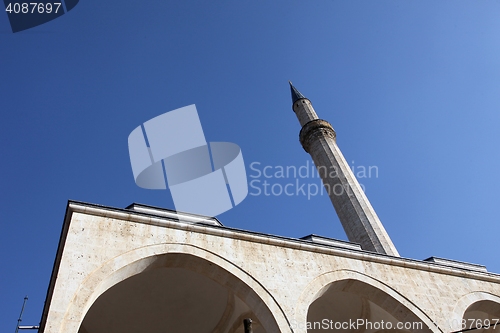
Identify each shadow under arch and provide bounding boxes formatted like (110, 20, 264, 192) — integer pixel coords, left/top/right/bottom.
(294, 270, 439, 333)
(59, 243, 289, 333)
(452, 292, 500, 333)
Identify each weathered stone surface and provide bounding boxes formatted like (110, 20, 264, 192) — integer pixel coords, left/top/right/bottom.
(39, 202, 500, 333)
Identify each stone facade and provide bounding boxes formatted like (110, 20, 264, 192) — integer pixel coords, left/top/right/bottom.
(39, 201, 500, 333)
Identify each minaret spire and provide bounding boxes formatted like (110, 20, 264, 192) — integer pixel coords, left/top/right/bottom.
(289, 81, 306, 104)
(290, 82, 399, 257)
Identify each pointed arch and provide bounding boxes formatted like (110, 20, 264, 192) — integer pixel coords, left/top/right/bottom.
(451, 292, 500, 333)
(57, 243, 290, 333)
(294, 270, 440, 333)
(452, 292, 500, 321)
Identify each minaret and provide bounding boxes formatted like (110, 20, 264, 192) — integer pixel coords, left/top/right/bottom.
(290, 82, 400, 256)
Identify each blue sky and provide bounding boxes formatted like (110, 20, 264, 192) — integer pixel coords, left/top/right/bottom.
(2, 0, 500, 330)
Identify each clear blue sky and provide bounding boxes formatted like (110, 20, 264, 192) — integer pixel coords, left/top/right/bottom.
(2, 0, 500, 330)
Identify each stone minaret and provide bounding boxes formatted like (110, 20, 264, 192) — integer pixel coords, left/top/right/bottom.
(290, 82, 399, 256)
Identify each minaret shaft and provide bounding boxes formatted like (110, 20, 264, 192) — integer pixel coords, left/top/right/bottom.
(291, 86, 399, 256)
(295, 99, 318, 126)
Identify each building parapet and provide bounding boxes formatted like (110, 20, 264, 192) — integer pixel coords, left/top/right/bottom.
(66, 200, 499, 283)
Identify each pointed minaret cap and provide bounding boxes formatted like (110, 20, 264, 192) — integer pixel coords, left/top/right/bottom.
(289, 81, 307, 104)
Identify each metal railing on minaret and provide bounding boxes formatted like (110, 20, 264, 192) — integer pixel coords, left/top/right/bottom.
(289, 82, 400, 257)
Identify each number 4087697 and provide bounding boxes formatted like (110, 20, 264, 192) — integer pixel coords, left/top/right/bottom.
(5, 2, 62, 14)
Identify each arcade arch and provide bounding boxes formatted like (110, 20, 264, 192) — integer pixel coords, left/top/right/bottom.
(296, 270, 435, 333)
(70, 245, 284, 333)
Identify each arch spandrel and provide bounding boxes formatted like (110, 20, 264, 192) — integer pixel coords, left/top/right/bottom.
(294, 270, 440, 333)
(59, 243, 291, 333)
(452, 292, 500, 321)
(451, 292, 500, 333)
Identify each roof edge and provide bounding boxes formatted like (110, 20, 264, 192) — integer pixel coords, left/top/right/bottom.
(63, 200, 500, 282)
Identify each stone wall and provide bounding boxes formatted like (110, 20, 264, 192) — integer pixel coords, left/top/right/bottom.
(39, 202, 500, 333)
